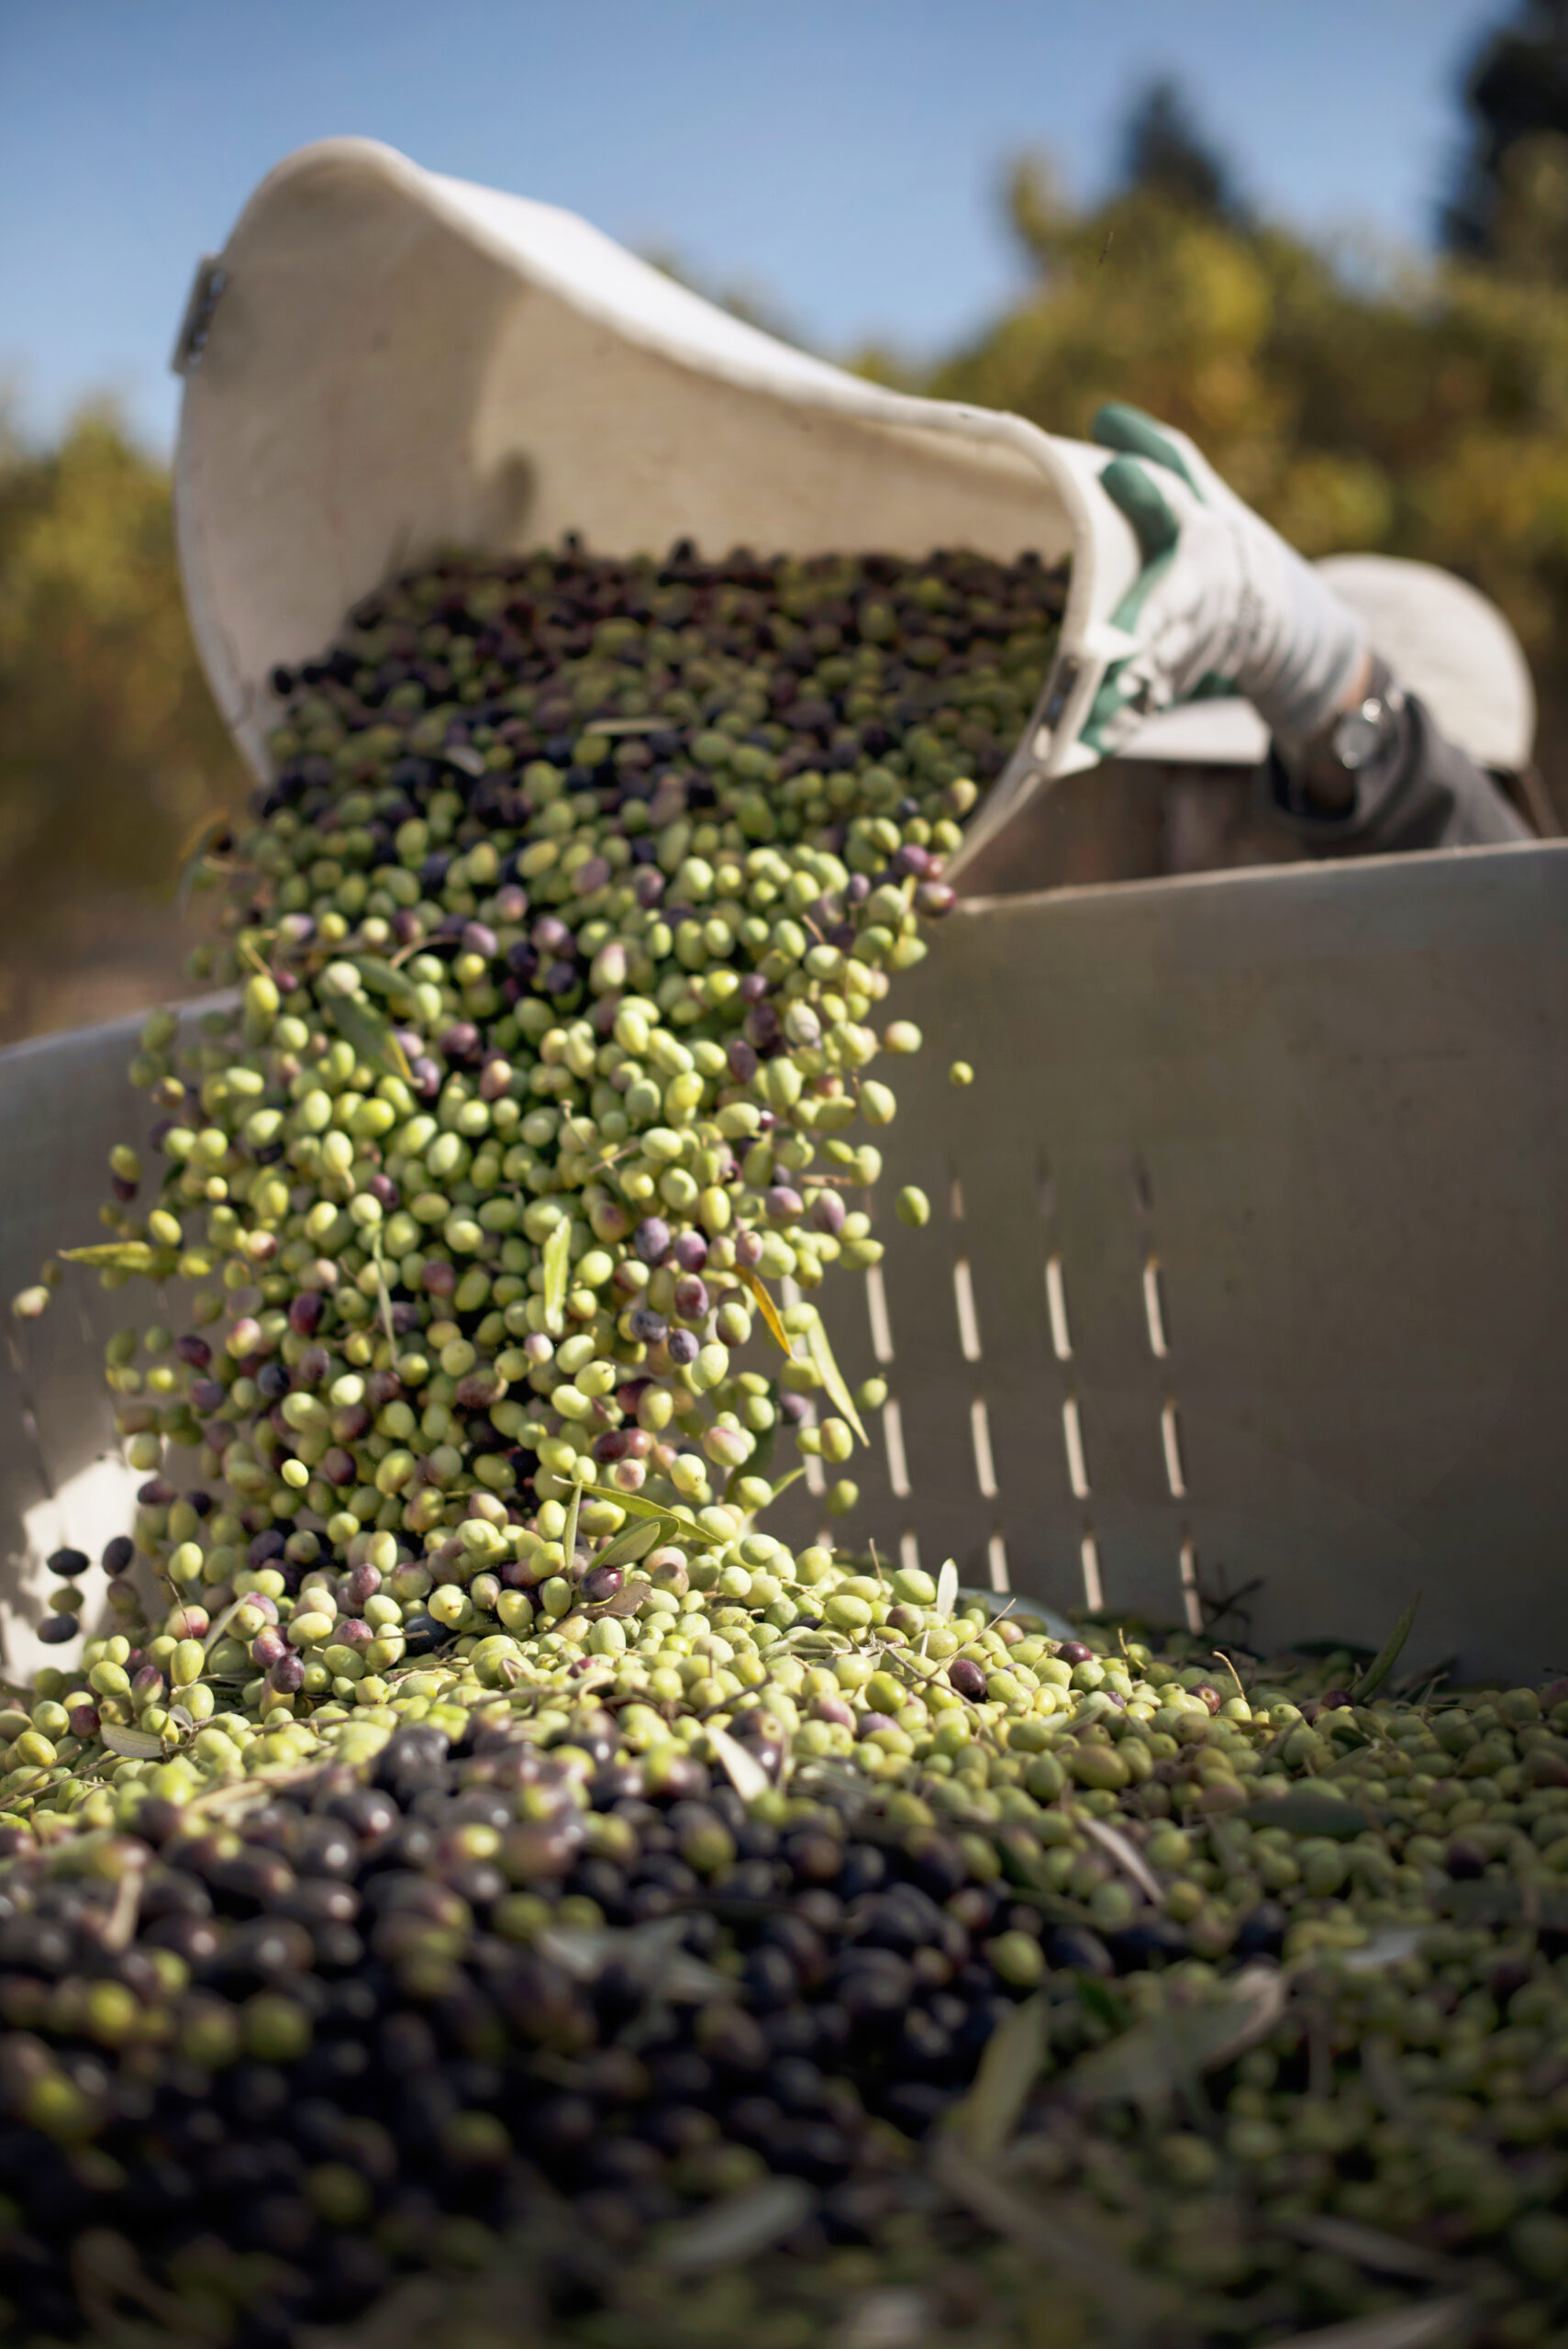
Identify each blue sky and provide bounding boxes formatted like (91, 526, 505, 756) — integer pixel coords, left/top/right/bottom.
(1, 0, 1504, 455)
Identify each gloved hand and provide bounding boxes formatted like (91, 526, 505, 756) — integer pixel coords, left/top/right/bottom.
(1080, 404, 1369, 759)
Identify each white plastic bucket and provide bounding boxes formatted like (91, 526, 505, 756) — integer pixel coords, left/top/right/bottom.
(170, 136, 1156, 875)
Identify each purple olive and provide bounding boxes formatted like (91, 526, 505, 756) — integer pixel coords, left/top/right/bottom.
(633, 1217, 673, 1265)
(342, 1561, 381, 1609)
(439, 1021, 481, 1064)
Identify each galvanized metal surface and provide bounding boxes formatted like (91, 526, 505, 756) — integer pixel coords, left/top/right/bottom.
(1, 843, 1564, 1689)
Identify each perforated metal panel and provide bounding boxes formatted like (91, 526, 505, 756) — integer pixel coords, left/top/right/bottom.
(3, 842, 1565, 1689)
(774, 840, 1568, 1688)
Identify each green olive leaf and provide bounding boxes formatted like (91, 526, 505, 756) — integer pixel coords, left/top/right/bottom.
(325, 991, 411, 1085)
(656, 2178, 815, 2272)
(1264, 2299, 1473, 2349)
(1355, 1594, 1420, 1702)
(369, 1230, 396, 1353)
(172, 812, 233, 912)
(705, 1721, 771, 1806)
(577, 1484, 727, 1549)
(1242, 1786, 1374, 1839)
(541, 1219, 572, 1329)
(591, 1516, 667, 1570)
(560, 1480, 583, 1572)
(738, 1268, 794, 1357)
(947, 1992, 1048, 2159)
(584, 1584, 647, 1620)
(60, 1242, 166, 1275)
(352, 953, 419, 1010)
(804, 1311, 866, 1446)
(1066, 1964, 1286, 2110)
(935, 1559, 960, 1620)
(97, 1724, 163, 1761)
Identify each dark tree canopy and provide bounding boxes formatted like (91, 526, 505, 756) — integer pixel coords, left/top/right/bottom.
(1118, 76, 1240, 219)
(1444, 0, 1568, 269)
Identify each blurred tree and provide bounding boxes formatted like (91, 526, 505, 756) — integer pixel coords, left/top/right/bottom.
(1119, 75, 1242, 221)
(1444, 1, 1568, 277)
(0, 404, 244, 1041)
(871, 71, 1568, 803)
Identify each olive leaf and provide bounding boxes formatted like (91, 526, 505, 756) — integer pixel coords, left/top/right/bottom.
(60, 1242, 164, 1275)
(706, 1722, 771, 1805)
(1355, 1594, 1420, 1702)
(539, 1918, 733, 2002)
(326, 992, 411, 1085)
(656, 2177, 815, 2272)
(577, 1483, 727, 1550)
(98, 1724, 163, 1761)
(1440, 1880, 1568, 1930)
(584, 1585, 646, 1620)
(1341, 1926, 1425, 1972)
(804, 1311, 866, 1445)
(1079, 1813, 1164, 1908)
(1265, 2299, 1472, 2349)
(1064, 1964, 1286, 2110)
(352, 954, 419, 1010)
(172, 812, 233, 911)
(369, 1231, 396, 1353)
(946, 1992, 1048, 2158)
(591, 1516, 667, 1570)
(1242, 1786, 1373, 1840)
(1280, 2211, 1458, 2285)
(929, 2136, 1166, 2332)
(737, 1268, 795, 1357)
(441, 744, 488, 779)
(935, 1559, 959, 1620)
(560, 1480, 583, 1570)
(541, 1219, 572, 1327)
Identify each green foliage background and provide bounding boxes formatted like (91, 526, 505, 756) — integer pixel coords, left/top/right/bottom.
(5, 22, 1568, 1044)
(0, 406, 243, 1043)
(928, 163, 1568, 627)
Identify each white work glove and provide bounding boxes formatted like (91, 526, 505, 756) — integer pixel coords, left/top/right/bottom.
(1079, 403, 1369, 759)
